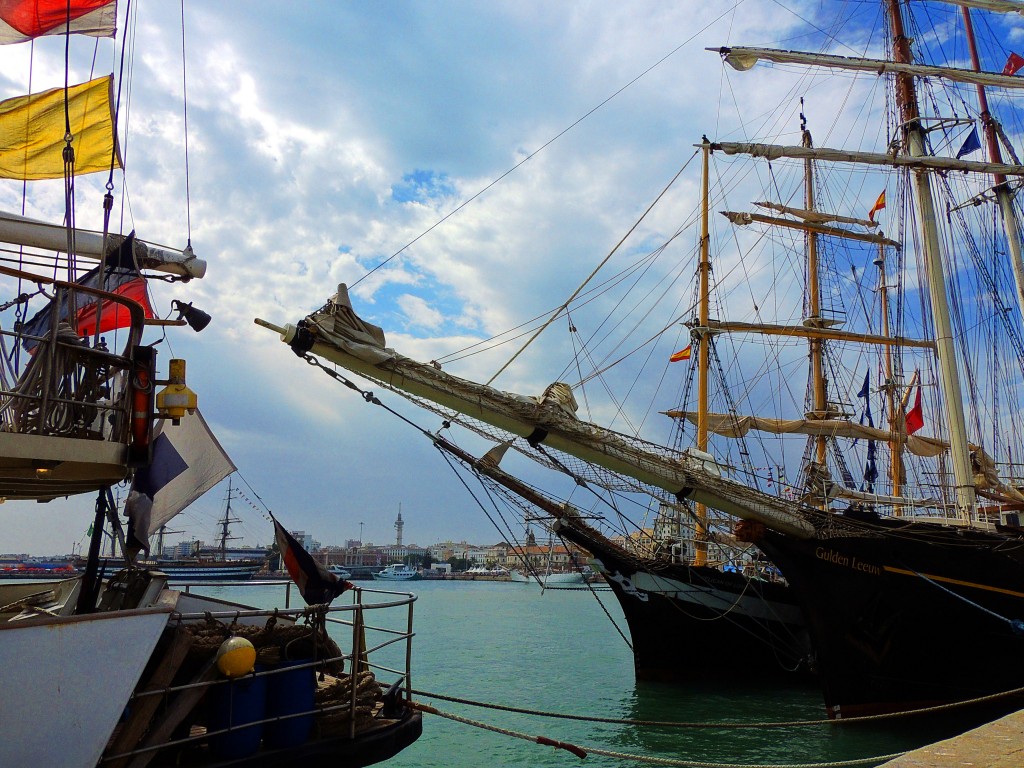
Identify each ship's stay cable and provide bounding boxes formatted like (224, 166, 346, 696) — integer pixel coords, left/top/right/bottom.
(407, 699, 906, 768)
(468, 470, 635, 646)
(904, 562, 1024, 632)
(485, 155, 697, 387)
(293, 346, 645, 645)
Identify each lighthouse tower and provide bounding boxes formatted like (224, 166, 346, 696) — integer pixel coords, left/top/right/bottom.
(394, 505, 404, 547)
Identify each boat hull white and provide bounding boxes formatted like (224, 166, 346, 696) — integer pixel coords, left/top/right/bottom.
(0, 603, 173, 768)
(509, 570, 585, 585)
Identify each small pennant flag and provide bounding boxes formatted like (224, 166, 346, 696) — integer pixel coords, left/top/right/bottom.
(956, 127, 981, 159)
(669, 344, 692, 362)
(273, 517, 353, 605)
(868, 190, 886, 223)
(1004, 52, 1024, 76)
(905, 382, 925, 435)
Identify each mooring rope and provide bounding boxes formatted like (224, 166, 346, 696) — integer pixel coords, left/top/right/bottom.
(407, 700, 904, 768)
(411, 684, 1024, 727)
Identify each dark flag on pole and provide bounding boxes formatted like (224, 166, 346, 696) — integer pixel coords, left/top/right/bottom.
(956, 127, 981, 159)
(273, 516, 353, 605)
(856, 369, 878, 489)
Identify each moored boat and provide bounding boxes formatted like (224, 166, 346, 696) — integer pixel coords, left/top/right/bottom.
(372, 563, 422, 581)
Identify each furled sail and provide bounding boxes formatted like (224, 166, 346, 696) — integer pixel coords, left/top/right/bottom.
(256, 286, 818, 540)
(663, 410, 948, 458)
(713, 141, 1024, 176)
(712, 45, 1024, 91)
(753, 201, 876, 228)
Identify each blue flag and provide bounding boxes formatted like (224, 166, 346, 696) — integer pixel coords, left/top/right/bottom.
(857, 370, 874, 428)
(956, 127, 981, 159)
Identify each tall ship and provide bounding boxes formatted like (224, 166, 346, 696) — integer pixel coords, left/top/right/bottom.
(0, 2, 421, 765)
(259, 0, 1024, 719)
(80, 478, 269, 582)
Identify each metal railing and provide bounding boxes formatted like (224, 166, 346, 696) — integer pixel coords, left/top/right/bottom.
(0, 264, 145, 444)
(101, 583, 417, 764)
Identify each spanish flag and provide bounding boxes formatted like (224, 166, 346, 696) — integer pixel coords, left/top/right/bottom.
(669, 344, 692, 362)
(868, 190, 886, 223)
(0, 75, 122, 180)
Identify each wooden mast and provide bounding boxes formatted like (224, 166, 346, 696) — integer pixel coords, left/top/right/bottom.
(694, 141, 711, 566)
(802, 113, 829, 483)
(874, 243, 904, 503)
(886, 0, 976, 517)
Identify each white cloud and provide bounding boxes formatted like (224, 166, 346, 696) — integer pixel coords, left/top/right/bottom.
(4, 0, 1004, 556)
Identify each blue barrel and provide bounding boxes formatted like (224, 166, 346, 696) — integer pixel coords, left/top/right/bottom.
(264, 659, 315, 749)
(208, 670, 267, 758)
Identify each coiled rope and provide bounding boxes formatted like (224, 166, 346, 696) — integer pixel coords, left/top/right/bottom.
(406, 700, 905, 767)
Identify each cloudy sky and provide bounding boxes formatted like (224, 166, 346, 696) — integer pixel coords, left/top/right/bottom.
(2, 1, 1020, 556)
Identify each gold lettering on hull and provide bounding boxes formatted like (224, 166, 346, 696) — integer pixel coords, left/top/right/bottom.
(814, 547, 881, 576)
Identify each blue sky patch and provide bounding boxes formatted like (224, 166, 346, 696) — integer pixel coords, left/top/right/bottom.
(391, 169, 455, 204)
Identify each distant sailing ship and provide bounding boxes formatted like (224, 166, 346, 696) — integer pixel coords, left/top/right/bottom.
(261, 0, 1024, 719)
(77, 477, 266, 582)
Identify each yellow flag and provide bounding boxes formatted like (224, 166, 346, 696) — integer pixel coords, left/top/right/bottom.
(0, 75, 122, 181)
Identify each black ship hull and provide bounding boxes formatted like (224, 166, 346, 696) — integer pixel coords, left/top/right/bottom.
(552, 517, 812, 684)
(752, 514, 1024, 718)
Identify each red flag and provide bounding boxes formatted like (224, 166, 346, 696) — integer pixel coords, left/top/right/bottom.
(74, 277, 154, 337)
(868, 190, 886, 223)
(905, 384, 924, 435)
(19, 234, 150, 351)
(273, 517, 353, 605)
(1003, 52, 1024, 76)
(0, 0, 116, 44)
(669, 344, 692, 362)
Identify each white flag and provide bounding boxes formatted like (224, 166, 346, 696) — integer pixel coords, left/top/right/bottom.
(130, 409, 236, 537)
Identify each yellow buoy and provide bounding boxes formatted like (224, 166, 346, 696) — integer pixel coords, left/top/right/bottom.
(216, 636, 256, 678)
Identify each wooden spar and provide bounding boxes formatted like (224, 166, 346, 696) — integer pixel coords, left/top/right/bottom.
(711, 45, 1024, 91)
(961, 6, 1024, 329)
(696, 319, 935, 349)
(695, 142, 711, 566)
(888, 0, 976, 517)
(710, 141, 1024, 176)
(254, 316, 816, 539)
(722, 211, 901, 247)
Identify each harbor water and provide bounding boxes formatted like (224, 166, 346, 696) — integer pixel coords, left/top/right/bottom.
(196, 579, 970, 768)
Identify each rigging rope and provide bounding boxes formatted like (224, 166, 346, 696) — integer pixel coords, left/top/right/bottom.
(412, 681, 1024, 728)
(486, 153, 698, 387)
(406, 700, 905, 768)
